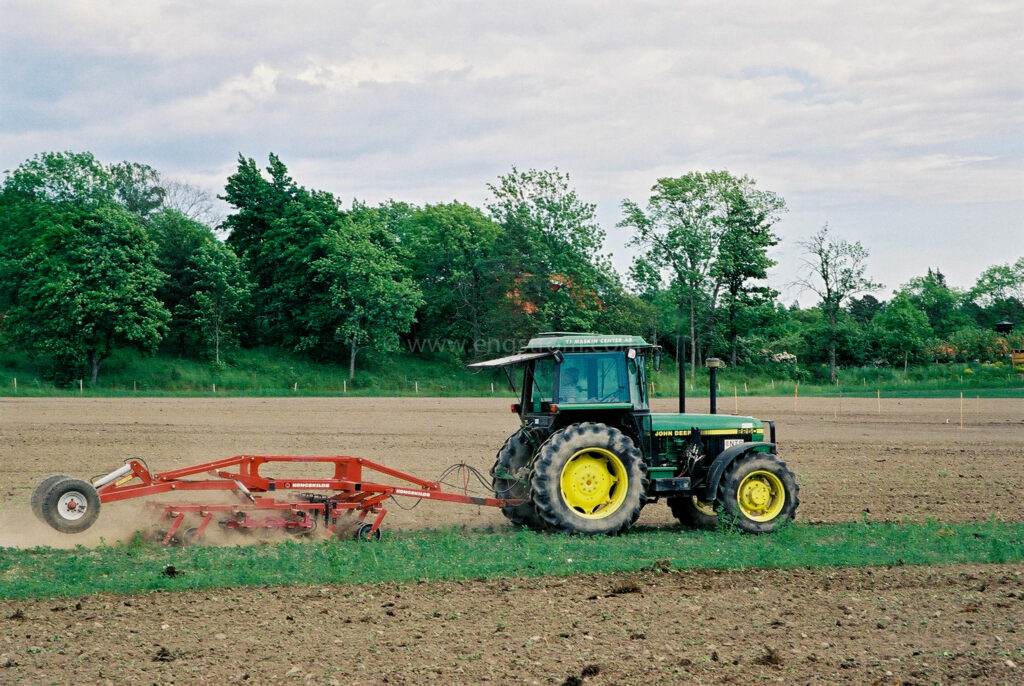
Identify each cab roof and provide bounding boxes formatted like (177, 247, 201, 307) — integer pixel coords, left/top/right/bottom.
(522, 332, 654, 352)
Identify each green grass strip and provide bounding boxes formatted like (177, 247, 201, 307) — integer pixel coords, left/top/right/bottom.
(1, 519, 1022, 600)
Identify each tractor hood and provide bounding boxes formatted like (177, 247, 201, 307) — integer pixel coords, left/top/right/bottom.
(649, 413, 765, 437)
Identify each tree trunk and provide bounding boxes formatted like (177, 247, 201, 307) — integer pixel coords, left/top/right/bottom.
(214, 325, 221, 365)
(349, 342, 358, 380)
(689, 293, 697, 380)
(827, 308, 837, 383)
(904, 352, 909, 375)
(90, 352, 102, 385)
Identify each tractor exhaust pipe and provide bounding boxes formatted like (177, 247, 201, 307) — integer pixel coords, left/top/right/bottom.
(705, 358, 722, 415)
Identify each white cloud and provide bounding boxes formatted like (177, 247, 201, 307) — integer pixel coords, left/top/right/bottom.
(1, 0, 1022, 292)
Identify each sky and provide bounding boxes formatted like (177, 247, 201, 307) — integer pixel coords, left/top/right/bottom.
(2, 1, 1022, 304)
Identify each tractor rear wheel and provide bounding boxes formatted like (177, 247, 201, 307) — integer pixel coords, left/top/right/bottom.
(717, 453, 798, 533)
(531, 423, 646, 535)
(669, 495, 718, 529)
(491, 430, 546, 530)
(31, 474, 72, 523)
(39, 477, 101, 534)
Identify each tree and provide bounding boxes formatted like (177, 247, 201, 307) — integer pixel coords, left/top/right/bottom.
(901, 268, 971, 338)
(7, 204, 169, 383)
(845, 294, 883, 324)
(621, 171, 785, 375)
(221, 154, 337, 348)
(795, 224, 882, 382)
(109, 161, 166, 222)
(486, 167, 610, 337)
(149, 209, 222, 353)
(970, 258, 1024, 328)
(178, 240, 251, 364)
(869, 293, 932, 373)
(312, 205, 423, 378)
(400, 202, 501, 354)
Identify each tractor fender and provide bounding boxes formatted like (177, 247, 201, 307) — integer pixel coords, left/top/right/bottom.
(702, 442, 776, 501)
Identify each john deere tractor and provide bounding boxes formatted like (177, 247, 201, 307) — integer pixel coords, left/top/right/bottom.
(470, 333, 798, 535)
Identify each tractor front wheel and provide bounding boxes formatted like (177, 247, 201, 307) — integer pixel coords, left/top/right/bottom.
(669, 495, 719, 529)
(531, 423, 646, 535)
(491, 430, 546, 530)
(717, 453, 798, 533)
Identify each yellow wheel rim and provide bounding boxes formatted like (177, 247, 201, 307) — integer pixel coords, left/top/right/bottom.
(559, 447, 628, 519)
(736, 470, 786, 522)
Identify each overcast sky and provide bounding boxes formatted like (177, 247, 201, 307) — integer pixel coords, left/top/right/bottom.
(2, 1, 1022, 302)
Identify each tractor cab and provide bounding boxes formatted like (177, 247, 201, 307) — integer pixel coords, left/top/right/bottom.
(471, 333, 657, 430)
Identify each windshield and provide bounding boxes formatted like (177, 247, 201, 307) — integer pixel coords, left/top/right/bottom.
(557, 352, 629, 404)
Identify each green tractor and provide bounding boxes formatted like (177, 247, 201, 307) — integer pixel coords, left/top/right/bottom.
(470, 332, 798, 535)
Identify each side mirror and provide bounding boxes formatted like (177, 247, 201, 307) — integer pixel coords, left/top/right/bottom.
(652, 348, 662, 371)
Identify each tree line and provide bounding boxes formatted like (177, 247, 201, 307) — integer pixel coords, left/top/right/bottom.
(1, 151, 1021, 385)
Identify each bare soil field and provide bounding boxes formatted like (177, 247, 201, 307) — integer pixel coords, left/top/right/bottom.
(1, 395, 1023, 684)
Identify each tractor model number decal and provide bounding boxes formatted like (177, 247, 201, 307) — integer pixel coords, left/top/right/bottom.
(395, 488, 431, 498)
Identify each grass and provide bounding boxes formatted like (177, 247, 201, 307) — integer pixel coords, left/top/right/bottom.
(1, 519, 1022, 600)
(0, 345, 1021, 398)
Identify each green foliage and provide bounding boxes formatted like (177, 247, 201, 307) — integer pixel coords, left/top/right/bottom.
(2, 520, 1022, 599)
(178, 239, 252, 364)
(486, 167, 611, 336)
(399, 202, 502, 354)
(869, 293, 932, 371)
(312, 204, 423, 378)
(795, 224, 883, 382)
(621, 171, 785, 372)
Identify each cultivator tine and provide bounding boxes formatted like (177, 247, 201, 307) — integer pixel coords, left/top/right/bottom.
(163, 512, 185, 545)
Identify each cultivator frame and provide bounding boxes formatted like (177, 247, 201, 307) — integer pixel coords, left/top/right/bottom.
(35, 455, 522, 543)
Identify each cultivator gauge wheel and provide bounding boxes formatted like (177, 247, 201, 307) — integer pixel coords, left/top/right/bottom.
(31, 474, 71, 522)
(353, 523, 381, 542)
(39, 477, 101, 534)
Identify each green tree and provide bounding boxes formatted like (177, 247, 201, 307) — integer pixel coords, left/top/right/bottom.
(486, 167, 610, 337)
(312, 205, 423, 378)
(149, 209, 221, 353)
(400, 202, 501, 355)
(177, 240, 251, 364)
(901, 268, 971, 338)
(869, 293, 932, 373)
(795, 224, 882, 382)
(8, 204, 169, 383)
(621, 171, 784, 374)
(970, 258, 1024, 328)
(109, 161, 166, 222)
(221, 154, 338, 349)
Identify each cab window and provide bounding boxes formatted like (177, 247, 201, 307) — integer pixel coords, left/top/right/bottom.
(557, 352, 629, 404)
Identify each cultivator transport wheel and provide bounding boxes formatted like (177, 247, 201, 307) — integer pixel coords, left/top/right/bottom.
(531, 422, 647, 536)
(38, 477, 101, 534)
(31, 474, 71, 522)
(717, 453, 799, 533)
(669, 495, 719, 530)
(491, 430, 546, 530)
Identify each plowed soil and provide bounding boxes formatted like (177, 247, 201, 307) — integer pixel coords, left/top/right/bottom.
(2, 395, 1023, 684)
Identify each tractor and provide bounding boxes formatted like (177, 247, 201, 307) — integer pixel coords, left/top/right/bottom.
(470, 332, 799, 535)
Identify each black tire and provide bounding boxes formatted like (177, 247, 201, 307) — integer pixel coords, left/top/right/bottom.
(353, 523, 381, 541)
(490, 430, 546, 530)
(531, 422, 647, 535)
(717, 452, 799, 533)
(669, 495, 719, 529)
(40, 477, 101, 534)
(31, 474, 71, 523)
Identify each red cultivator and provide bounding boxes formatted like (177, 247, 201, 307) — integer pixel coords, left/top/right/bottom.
(31, 455, 521, 544)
